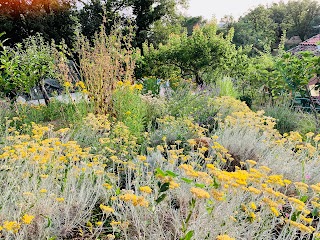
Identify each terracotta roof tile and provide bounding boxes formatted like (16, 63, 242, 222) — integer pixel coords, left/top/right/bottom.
(299, 34, 320, 46)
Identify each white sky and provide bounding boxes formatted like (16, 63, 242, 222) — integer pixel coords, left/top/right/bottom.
(185, 0, 289, 21)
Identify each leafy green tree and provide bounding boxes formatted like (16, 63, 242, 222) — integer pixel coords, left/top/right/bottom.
(233, 5, 277, 53)
(276, 52, 320, 130)
(182, 16, 206, 36)
(276, 52, 319, 95)
(0, 0, 77, 46)
(232, 0, 320, 51)
(141, 22, 237, 85)
(269, 1, 290, 44)
(284, 0, 320, 40)
(147, 16, 184, 47)
(130, 0, 186, 50)
(77, 0, 185, 51)
(77, 0, 127, 40)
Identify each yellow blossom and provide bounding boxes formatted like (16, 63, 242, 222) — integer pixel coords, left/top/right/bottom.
(270, 207, 280, 217)
(103, 183, 113, 190)
(96, 221, 103, 226)
(139, 186, 152, 194)
(137, 155, 147, 161)
(250, 202, 257, 210)
(3, 221, 20, 233)
(110, 221, 121, 226)
(63, 81, 72, 88)
(216, 235, 235, 240)
(190, 187, 210, 199)
(107, 234, 116, 240)
(22, 214, 35, 224)
(246, 160, 257, 166)
(169, 181, 180, 189)
(100, 204, 114, 213)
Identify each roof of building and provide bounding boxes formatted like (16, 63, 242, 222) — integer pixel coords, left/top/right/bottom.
(288, 34, 320, 55)
(300, 34, 320, 45)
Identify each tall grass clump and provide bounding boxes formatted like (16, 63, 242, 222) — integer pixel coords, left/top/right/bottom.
(216, 77, 239, 98)
(76, 22, 138, 114)
(13, 100, 93, 129)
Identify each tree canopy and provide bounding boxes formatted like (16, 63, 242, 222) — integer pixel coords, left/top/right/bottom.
(232, 0, 320, 53)
(141, 22, 237, 84)
(0, 0, 77, 46)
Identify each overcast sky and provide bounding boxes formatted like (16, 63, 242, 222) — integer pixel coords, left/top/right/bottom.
(185, 0, 289, 21)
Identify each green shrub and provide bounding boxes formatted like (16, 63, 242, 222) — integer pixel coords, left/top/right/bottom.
(10, 100, 92, 130)
(0, 34, 57, 102)
(149, 115, 206, 146)
(166, 83, 218, 127)
(112, 82, 148, 140)
(141, 76, 160, 95)
(296, 112, 317, 134)
(262, 105, 314, 134)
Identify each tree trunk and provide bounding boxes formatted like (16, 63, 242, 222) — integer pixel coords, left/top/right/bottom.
(39, 79, 50, 106)
(195, 72, 203, 86)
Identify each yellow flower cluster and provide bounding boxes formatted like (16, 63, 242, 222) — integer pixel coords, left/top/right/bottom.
(21, 214, 35, 224)
(100, 204, 114, 213)
(119, 193, 149, 207)
(139, 186, 152, 194)
(216, 234, 235, 240)
(117, 80, 143, 91)
(190, 187, 210, 199)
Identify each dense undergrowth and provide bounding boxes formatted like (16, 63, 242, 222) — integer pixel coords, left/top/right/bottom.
(0, 18, 319, 240)
(0, 90, 320, 240)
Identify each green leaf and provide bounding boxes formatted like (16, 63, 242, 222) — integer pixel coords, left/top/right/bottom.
(166, 170, 178, 177)
(116, 187, 121, 195)
(156, 168, 166, 176)
(291, 211, 301, 221)
(181, 178, 193, 184)
(212, 178, 220, 189)
(195, 183, 205, 188)
(300, 195, 308, 203)
(160, 182, 170, 192)
(312, 207, 319, 217)
(155, 193, 167, 204)
(180, 230, 194, 240)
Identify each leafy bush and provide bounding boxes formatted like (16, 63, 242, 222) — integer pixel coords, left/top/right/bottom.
(264, 105, 299, 134)
(112, 81, 147, 140)
(141, 76, 160, 95)
(263, 103, 316, 135)
(7, 100, 92, 131)
(166, 83, 218, 127)
(0, 34, 57, 102)
(149, 115, 206, 146)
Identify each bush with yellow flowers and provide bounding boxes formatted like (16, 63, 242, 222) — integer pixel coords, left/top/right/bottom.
(1, 94, 320, 240)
